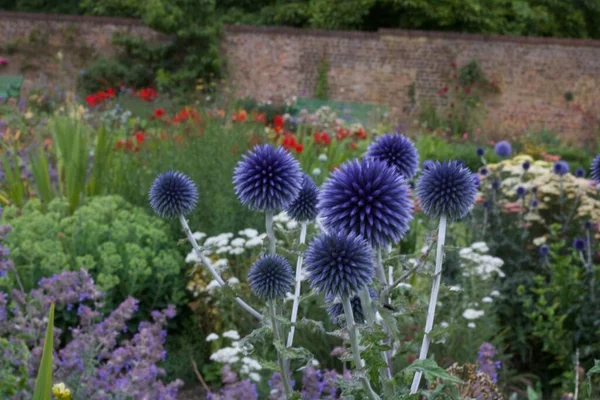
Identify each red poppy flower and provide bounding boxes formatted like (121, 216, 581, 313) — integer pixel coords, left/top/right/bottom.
(355, 128, 367, 140)
(295, 143, 304, 154)
(106, 88, 116, 98)
(153, 108, 165, 119)
(255, 113, 267, 124)
(114, 139, 125, 150)
(349, 142, 357, 150)
(134, 131, 146, 144)
(86, 95, 98, 107)
(138, 88, 158, 102)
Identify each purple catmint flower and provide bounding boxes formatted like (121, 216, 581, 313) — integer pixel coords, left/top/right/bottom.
(592, 155, 600, 183)
(476, 342, 501, 383)
(285, 174, 319, 222)
(416, 160, 478, 220)
(573, 238, 586, 251)
(553, 161, 570, 176)
(248, 254, 293, 300)
(575, 168, 585, 178)
(268, 372, 295, 400)
(149, 171, 198, 218)
(494, 141, 512, 157)
(233, 144, 302, 211)
(366, 133, 419, 179)
(0, 292, 6, 321)
(305, 232, 374, 297)
(207, 365, 258, 400)
(319, 159, 413, 248)
(300, 366, 340, 400)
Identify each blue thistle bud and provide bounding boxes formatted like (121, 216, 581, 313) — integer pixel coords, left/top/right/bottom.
(539, 245, 550, 257)
(522, 161, 530, 171)
(476, 147, 485, 157)
(416, 160, 478, 220)
(149, 171, 198, 218)
(516, 186, 527, 198)
(492, 179, 500, 190)
(592, 155, 600, 183)
(584, 220, 593, 230)
(366, 133, 419, 179)
(573, 238, 586, 251)
(305, 232, 374, 298)
(285, 174, 319, 222)
(248, 254, 293, 301)
(530, 199, 538, 208)
(482, 200, 490, 209)
(233, 144, 302, 211)
(531, 187, 538, 194)
(494, 141, 512, 157)
(480, 167, 488, 176)
(575, 168, 586, 178)
(553, 161, 570, 176)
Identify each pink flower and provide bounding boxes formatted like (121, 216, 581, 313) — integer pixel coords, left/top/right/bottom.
(0, 58, 7, 66)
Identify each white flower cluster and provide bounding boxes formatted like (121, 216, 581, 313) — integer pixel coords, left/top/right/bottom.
(273, 212, 299, 231)
(459, 242, 505, 279)
(206, 331, 262, 382)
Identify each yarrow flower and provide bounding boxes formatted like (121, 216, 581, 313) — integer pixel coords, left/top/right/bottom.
(52, 383, 72, 400)
(573, 238, 586, 251)
(494, 141, 512, 157)
(416, 160, 478, 220)
(575, 168, 586, 178)
(285, 174, 319, 222)
(233, 144, 302, 211)
(592, 155, 600, 183)
(476, 147, 485, 157)
(319, 159, 413, 248)
(149, 171, 198, 218)
(366, 133, 419, 179)
(553, 161, 570, 176)
(305, 232, 374, 297)
(248, 254, 293, 300)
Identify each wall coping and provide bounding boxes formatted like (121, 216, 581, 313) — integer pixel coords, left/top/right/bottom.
(225, 24, 600, 48)
(0, 10, 146, 26)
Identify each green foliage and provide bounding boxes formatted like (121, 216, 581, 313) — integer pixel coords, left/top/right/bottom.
(77, 58, 130, 94)
(2, 196, 186, 314)
(315, 57, 329, 100)
(0, 337, 30, 397)
(33, 302, 54, 400)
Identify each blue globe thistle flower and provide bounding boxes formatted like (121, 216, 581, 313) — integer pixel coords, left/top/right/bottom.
(479, 167, 488, 176)
(366, 133, 419, 179)
(575, 168, 586, 178)
(305, 232, 374, 298)
(422, 160, 434, 171)
(522, 161, 530, 171)
(492, 179, 500, 190)
(326, 288, 377, 324)
(573, 238, 586, 251)
(319, 159, 413, 248)
(476, 147, 485, 157)
(416, 160, 478, 220)
(592, 155, 600, 183)
(531, 187, 538, 194)
(584, 220, 593, 230)
(472, 173, 481, 188)
(516, 186, 527, 198)
(149, 171, 198, 218)
(530, 199, 538, 208)
(482, 200, 490, 209)
(248, 254, 293, 301)
(539, 245, 550, 257)
(285, 174, 319, 222)
(494, 141, 512, 157)
(233, 144, 302, 211)
(553, 161, 570, 176)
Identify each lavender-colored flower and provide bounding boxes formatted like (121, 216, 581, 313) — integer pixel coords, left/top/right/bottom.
(305, 232, 374, 297)
(522, 161, 530, 171)
(0, 292, 6, 321)
(494, 141, 512, 157)
(319, 159, 413, 248)
(233, 144, 302, 211)
(479, 167, 488, 176)
(476, 147, 485, 157)
(422, 160, 434, 171)
(248, 254, 293, 300)
(285, 174, 319, 222)
(530, 199, 538, 208)
(592, 155, 600, 183)
(476, 342, 501, 383)
(268, 372, 296, 400)
(416, 160, 478, 220)
(553, 161, 570, 176)
(149, 171, 198, 218)
(575, 168, 586, 178)
(207, 365, 258, 400)
(366, 133, 419, 179)
(539, 245, 550, 257)
(573, 238, 586, 251)
(516, 186, 527, 198)
(301, 366, 340, 400)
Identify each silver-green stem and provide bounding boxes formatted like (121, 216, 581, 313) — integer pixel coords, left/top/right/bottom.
(269, 300, 293, 398)
(359, 288, 391, 381)
(410, 214, 447, 394)
(266, 211, 276, 255)
(585, 229, 595, 302)
(574, 347, 580, 400)
(375, 248, 393, 377)
(286, 221, 308, 348)
(375, 248, 387, 286)
(179, 215, 263, 320)
(341, 296, 381, 400)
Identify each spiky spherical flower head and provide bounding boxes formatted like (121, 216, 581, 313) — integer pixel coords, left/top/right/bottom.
(553, 161, 570, 176)
(285, 174, 319, 222)
(531, 187, 538, 195)
(416, 160, 478, 220)
(480, 167, 488, 176)
(149, 171, 198, 218)
(319, 159, 413, 248)
(305, 232, 374, 298)
(326, 288, 377, 325)
(491, 179, 500, 190)
(476, 147, 485, 157)
(522, 161, 530, 171)
(366, 133, 419, 179)
(233, 144, 302, 211)
(530, 199, 538, 208)
(573, 238, 586, 251)
(516, 186, 527, 198)
(539, 245, 550, 257)
(248, 254, 293, 301)
(472, 173, 481, 188)
(575, 168, 586, 178)
(592, 155, 600, 183)
(584, 220, 593, 230)
(423, 160, 434, 171)
(494, 141, 512, 157)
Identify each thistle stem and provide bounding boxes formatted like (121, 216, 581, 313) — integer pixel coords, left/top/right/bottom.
(375, 248, 387, 286)
(341, 296, 381, 400)
(574, 347, 580, 400)
(410, 214, 447, 394)
(179, 215, 263, 320)
(266, 211, 276, 255)
(286, 221, 307, 348)
(359, 288, 391, 382)
(269, 300, 293, 398)
(375, 248, 393, 377)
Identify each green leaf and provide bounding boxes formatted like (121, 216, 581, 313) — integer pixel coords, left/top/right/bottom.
(403, 359, 462, 384)
(33, 302, 54, 400)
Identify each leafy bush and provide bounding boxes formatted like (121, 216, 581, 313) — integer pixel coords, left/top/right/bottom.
(2, 196, 186, 314)
(77, 58, 131, 94)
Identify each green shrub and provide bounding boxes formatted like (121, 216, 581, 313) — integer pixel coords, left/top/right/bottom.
(77, 58, 130, 94)
(2, 196, 186, 314)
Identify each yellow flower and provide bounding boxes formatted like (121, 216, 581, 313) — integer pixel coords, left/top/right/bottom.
(52, 382, 72, 400)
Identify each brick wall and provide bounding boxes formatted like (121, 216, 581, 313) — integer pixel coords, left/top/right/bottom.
(223, 25, 600, 143)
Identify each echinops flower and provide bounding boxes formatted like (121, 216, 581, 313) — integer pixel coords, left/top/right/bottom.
(553, 161, 570, 176)
(305, 232, 374, 297)
(318, 159, 413, 248)
(591, 155, 600, 183)
(516, 186, 527, 198)
(248, 254, 293, 300)
(522, 161, 530, 171)
(366, 133, 419, 179)
(233, 144, 302, 211)
(416, 160, 478, 220)
(575, 168, 586, 178)
(539, 245, 550, 257)
(422, 160, 434, 171)
(573, 238, 586, 251)
(149, 171, 198, 218)
(476, 147, 485, 157)
(494, 141, 512, 157)
(285, 174, 319, 222)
